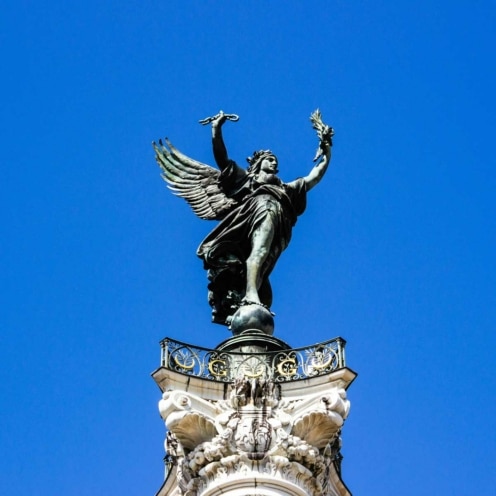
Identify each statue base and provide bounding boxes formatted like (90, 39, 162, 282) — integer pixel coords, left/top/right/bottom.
(228, 303, 274, 336)
(216, 329, 291, 353)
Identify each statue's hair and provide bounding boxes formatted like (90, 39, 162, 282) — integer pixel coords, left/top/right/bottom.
(246, 150, 275, 174)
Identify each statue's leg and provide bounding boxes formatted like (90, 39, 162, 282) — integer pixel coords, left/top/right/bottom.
(245, 220, 274, 304)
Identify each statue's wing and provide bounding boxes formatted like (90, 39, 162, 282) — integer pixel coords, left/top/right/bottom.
(153, 138, 237, 220)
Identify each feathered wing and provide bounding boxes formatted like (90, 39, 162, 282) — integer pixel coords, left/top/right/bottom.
(153, 138, 238, 220)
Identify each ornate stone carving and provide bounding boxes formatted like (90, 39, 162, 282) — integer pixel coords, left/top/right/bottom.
(160, 376, 350, 495)
(229, 377, 279, 409)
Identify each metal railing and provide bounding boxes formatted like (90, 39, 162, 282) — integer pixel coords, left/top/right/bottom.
(159, 336, 347, 382)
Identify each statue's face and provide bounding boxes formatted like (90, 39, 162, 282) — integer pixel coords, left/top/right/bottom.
(260, 155, 279, 174)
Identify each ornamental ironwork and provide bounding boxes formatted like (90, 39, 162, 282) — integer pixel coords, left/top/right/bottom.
(159, 337, 347, 382)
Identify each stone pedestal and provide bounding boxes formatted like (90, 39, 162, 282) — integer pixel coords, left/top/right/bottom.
(152, 336, 355, 496)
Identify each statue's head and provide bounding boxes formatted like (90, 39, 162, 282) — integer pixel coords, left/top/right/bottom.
(246, 150, 279, 175)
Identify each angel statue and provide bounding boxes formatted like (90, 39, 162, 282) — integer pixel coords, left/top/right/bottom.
(153, 110, 333, 334)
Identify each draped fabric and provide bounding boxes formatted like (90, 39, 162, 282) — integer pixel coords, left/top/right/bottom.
(197, 160, 307, 325)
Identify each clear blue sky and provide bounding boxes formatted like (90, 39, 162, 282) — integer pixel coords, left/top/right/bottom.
(2, 1, 495, 495)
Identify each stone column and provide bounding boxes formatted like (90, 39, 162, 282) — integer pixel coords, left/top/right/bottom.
(153, 340, 355, 496)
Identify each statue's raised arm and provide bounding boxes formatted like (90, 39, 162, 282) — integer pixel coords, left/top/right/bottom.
(302, 109, 334, 191)
(153, 109, 335, 336)
(199, 110, 240, 170)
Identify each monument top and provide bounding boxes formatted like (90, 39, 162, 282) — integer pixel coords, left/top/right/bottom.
(153, 110, 334, 336)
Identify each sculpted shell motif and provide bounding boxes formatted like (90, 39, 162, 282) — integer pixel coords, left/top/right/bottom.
(291, 410, 343, 449)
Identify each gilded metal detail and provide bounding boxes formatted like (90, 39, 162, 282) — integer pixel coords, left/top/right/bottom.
(160, 337, 347, 383)
(208, 359, 227, 377)
(173, 352, 195, 370)
(276, 358, 298, 376)
(242, 366, 265, 378)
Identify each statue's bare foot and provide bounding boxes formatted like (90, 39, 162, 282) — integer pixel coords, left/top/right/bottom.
(242, 292, 261, 305)
(240, 297, 272, 313)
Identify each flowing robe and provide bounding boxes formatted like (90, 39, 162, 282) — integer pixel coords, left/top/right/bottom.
(197, 160, 307, 325)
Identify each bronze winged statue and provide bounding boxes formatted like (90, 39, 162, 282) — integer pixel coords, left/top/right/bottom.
(153, 110, 333, 331)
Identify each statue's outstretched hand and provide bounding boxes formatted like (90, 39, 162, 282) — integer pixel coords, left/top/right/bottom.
(310, 109, 334, 162)
(199, 111, 239, 127)
(211, 111, 227, 129)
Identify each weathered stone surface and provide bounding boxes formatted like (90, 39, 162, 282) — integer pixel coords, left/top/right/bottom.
(154, 366, 355, 496)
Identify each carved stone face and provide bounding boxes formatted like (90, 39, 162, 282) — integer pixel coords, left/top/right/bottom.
(260, 155, 279, 174)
